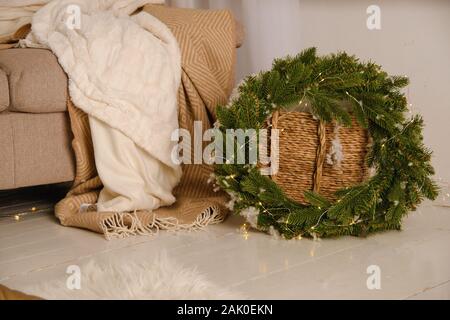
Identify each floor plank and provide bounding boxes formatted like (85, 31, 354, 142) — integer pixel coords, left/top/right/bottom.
(1, 203, 449, 299)
(407, 280, 450, 300)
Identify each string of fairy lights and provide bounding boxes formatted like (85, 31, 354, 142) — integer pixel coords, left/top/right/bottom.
(1, 98, 449, 231)
(0, 206, 52, 222)
(235, 98, 450, 238)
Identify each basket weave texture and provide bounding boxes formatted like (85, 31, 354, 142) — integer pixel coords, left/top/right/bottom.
(270, 111, 369, 204)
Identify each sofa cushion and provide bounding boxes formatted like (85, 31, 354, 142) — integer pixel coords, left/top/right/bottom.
(0, 48, 68, 113)
(0, 69, 8, 112)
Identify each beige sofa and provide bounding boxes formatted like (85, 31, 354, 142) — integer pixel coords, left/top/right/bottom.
(0, 48, 75, 190)
(0, 20, 243, 191)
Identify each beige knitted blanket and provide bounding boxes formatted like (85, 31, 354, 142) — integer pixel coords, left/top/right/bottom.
(55, 5, 237, 239)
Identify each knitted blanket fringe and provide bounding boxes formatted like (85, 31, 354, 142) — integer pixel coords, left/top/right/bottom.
(99, 205, 224, 240)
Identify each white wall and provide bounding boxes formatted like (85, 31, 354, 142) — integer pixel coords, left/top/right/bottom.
(170, 0, 450, 181)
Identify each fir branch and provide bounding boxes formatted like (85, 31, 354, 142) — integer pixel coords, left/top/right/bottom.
(215, 47, 437, 239)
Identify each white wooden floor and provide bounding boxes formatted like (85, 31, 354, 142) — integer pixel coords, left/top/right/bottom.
(1, 201, 449, 299)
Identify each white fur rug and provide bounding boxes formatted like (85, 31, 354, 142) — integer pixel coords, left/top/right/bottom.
(22, 253, 241, 300)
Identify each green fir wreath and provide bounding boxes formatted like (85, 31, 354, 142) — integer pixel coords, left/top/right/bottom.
(214, 47, 438, 239)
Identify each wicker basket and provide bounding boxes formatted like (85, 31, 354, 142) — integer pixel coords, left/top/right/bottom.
(268, 111, 369, 204)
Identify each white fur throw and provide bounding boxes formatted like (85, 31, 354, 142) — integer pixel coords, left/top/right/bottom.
(22, 0, 183, 212)
(20, 253, 242, 300)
